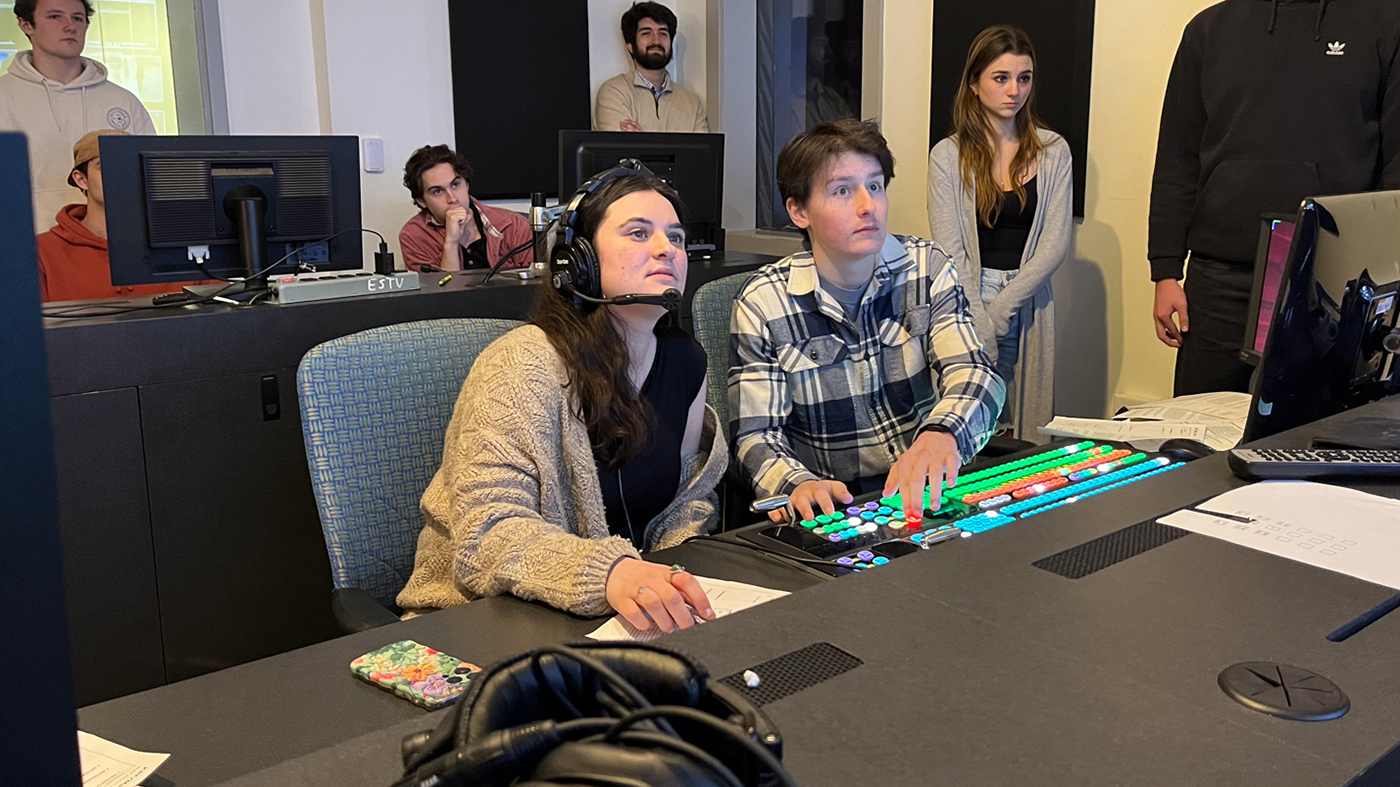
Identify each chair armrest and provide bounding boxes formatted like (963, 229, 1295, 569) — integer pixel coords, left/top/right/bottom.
(332, 587, 402, 633)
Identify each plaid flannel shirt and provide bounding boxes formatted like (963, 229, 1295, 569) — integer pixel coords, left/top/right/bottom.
(728, 234, 1005, 499)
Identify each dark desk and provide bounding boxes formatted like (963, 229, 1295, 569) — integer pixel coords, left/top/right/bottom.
(79, 396, 1400, 786)
(78, 540, 824, 787)
(46, 252, 775, 706)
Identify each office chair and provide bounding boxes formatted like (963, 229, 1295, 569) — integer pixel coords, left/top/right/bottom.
(297, 317, 522, 632)
(691, 272, 759, 528)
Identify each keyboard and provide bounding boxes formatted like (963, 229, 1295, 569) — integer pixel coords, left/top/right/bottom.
(1228, 448, 1400, 480)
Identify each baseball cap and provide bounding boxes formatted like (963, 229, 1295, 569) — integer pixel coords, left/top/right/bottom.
(68, 129, 130, 188)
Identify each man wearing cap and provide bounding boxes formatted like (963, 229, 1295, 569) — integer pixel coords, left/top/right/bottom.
(36, 130, 188, 302)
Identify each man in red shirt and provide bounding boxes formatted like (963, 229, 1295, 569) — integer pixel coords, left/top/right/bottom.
(36, 129, 190, 302)
(398, 144, 533, 273)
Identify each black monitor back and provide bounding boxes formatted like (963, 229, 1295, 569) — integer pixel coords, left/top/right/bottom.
(559, 131, 724, 248)
(104, 135, 363, 286)
(1243, 191, 1400, 442)
(0, 132, 82, 784)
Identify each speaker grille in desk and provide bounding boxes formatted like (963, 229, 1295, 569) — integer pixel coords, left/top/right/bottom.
(719, 642, 863, 707)
(1033, 520, 1190, 579)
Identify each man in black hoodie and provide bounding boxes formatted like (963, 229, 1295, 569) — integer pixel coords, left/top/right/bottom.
(1149, 0, 1400, 396)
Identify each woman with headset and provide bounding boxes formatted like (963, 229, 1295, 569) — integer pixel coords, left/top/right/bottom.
(927, 25, 1073, 441)
(397, 170, 724, 634)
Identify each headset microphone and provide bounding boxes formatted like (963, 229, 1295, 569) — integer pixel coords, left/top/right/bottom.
(553, 279, 681, 312)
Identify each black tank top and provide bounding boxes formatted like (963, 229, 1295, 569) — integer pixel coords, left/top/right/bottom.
(596, 323, 707, 549)
(978, 175, 1038, 271)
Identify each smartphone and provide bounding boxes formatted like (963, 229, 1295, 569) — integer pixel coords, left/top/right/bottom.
(350, 640, 481, 710)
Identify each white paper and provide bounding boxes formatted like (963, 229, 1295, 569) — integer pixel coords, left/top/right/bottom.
(1112, 391, 1252, 450)
(78, 731, 169, 787)
(1158, 481, 1400, 589)
(587, 575, 790, 642)
(1038, 416, 1208, 451)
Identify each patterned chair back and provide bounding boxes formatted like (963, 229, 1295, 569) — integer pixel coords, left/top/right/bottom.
(296, 318, 522, 610)
(691, 272, 755, 432)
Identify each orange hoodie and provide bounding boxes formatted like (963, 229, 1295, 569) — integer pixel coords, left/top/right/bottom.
(36, 204, 190, 302)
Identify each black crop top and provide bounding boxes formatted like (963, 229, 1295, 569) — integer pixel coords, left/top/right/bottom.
(595, 323, 707, 549)
(978, 176, 1038, 271)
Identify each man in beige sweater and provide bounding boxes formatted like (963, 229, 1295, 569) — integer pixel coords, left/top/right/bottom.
(594, 2, 709, 133)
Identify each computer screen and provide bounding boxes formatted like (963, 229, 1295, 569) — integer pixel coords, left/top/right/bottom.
(558, 131, 724, 250)
(103, 135, 363, 294)
(1242, 214, 1296, 364)
(1242, 191, 1400, 442)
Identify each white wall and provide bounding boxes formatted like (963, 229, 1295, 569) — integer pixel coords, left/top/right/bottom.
(587, 0, 709, 128)
(217, 0, 321, 136)
(320, 0, 455, 269)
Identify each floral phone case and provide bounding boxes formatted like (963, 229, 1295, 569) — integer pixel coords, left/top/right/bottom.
(350, 640, 482, 710)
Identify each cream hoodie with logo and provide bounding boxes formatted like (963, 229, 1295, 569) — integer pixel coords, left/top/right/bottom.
(0, 51, 155, 232)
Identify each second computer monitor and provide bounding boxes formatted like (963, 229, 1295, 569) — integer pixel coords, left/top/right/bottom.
(1242, 190, 1400, 442)
(559, 131, 724, 251)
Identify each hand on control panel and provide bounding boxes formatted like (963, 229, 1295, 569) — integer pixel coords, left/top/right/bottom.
(779, 479, 854, 523)
(884, 429, 962, 518)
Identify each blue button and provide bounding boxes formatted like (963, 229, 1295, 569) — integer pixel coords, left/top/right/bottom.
(877, 506, 893, 515)
(860, 511, 877, 521)
(874, 515, 890, 525)
(872, 556, 890, 565)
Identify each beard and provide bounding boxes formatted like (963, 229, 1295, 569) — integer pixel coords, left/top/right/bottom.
(631, 44, 672, 71)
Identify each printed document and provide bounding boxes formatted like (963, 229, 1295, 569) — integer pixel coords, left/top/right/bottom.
(1158, 481, 1400, 589)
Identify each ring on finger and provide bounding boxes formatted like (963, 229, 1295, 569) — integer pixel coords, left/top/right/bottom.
(635, 585, 649, 600)
(669, 564, 686, 576)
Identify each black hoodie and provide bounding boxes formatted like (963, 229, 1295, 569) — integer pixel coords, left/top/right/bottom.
(1148, 0, 1400, 281)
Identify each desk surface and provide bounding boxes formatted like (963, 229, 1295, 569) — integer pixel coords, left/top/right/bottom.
(79, 397, 1400, 787)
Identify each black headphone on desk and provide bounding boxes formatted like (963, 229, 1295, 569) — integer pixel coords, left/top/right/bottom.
(550, 160, 682, 313)
(394, 642, 795, 787)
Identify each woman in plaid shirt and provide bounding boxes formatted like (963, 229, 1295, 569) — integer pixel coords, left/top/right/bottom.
(728, 119, 1005, 521)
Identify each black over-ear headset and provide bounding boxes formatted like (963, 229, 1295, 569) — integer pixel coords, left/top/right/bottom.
(550, 159, 682, 312)
(394, 642, 797, 787)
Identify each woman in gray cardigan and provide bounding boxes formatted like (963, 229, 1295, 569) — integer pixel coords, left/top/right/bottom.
(397, 173, 726, 634)
(927, 24, 1072, 442)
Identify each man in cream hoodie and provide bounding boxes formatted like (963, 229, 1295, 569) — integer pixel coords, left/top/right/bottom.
(0, 0, 155, 232)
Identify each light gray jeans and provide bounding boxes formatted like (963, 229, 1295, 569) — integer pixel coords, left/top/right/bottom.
(979, 268, 1020, 425)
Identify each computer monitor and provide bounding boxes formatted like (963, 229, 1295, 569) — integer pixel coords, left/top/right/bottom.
(0, 131, 82, 785)
(1242, 191, 1400, 442)
(559, 130, 724, 252)
(103, 135, 363, 297)
(1241, 213, 1296, 365)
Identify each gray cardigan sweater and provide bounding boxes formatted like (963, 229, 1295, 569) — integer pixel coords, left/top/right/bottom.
(396, 325, 728, 616)
(927, 129, 1073, 443)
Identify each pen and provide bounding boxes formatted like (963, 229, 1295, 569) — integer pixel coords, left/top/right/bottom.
(438, 275, 453, 286)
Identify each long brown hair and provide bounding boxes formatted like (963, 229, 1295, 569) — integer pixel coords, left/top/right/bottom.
(951, 25, 1046, 228)
(530, 174, 687, 469)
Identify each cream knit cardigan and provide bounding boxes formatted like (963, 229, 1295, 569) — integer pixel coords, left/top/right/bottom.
(396, 325, 728, 616)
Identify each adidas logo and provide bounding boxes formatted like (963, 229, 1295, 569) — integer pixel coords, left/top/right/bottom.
(1326, 41, 1346, 56)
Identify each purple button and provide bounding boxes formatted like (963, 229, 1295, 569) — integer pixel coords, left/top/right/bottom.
(828, 534, 842, 542)
(836, 556, 855, 566)
(863, 502, 880, 510)
(856, 550, 875, 562)
(846, 506, 863, 516)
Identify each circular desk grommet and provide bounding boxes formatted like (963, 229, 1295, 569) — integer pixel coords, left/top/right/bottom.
(1218, 662, 1349, 721)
